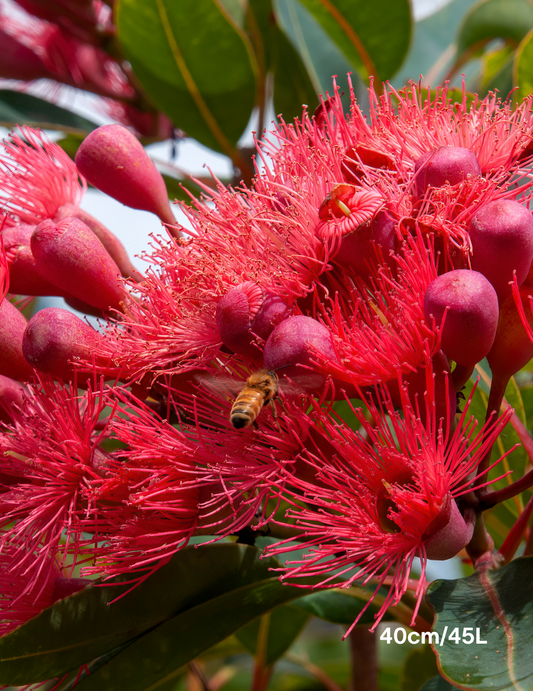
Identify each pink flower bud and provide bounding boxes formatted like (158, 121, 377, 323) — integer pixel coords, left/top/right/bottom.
(424, 270, 499, 366)
(55, 203, 143, 282)
(216, 283, 289, 359)
(0, 299, 33, 381)
(469, 199, 533, 302)
(31, 217, 124, 312)
(263, 315, 337, 391)
(0, 374, 26, 423)
(4, 224, 68, 296)
(22, 307, 105, 380)
(487, 286, 533, 381)
(0, 30, 52, 81)
(423, 496, 475, 560)
(75, 125, 176, 227)
(414, 146, 481, 197)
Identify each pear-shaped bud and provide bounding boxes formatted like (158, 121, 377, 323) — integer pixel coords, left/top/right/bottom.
(424, 270, 499, 366)
(55, 203, 143, 282)
(469, 200, 533, 302)
(22, 307, 105, 380)
(216, 283, 289, 359)
(414, 146, 481, 197)
(0, 374, 26, 423)
(31, 217, 124, 312)
(75, 124, 176, 227)
(423, 496, 475, 560)
(0, 299, 33, 381)
(263, 315, 336, 392)
(4, 224, 68, 296)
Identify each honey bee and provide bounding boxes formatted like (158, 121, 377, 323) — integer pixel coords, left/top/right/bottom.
(230, 369, 279, 429)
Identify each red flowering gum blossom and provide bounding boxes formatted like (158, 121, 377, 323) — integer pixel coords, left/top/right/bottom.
(4, 224, 69, 297)
(0, 299, 34, 381)
(424, 270, 499, 366)
(317, 184, 384, 238)
(216, 282, 289, 359)
(469, 200, 533, 302)
(22, 307, 105, 380)
(423, 496, 475, 560)
(334, 209, 396, 276)
(31, 217, 124, 312)
(414, 146, 481, 197)
(75, 124, 176, 227)
(55, 203, 143, 282)
(263, 315, 337, 392)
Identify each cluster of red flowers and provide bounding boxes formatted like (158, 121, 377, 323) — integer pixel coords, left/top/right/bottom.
(0, 80, 532, 636)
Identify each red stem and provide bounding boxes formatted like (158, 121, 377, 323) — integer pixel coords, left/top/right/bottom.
(347, 627, 378, 691)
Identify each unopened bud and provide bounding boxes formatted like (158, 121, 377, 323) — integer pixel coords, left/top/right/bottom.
(263, 315, 337, 391)
(31, 217, 125, 312)
(423, 496, 475, 560)
(414, 146, 481, 197)
(424, 270, 499, 366)
(216, 283, 289, 359)
(487, 286, 533, 381)
(22, 307, 105, 380)
(0, 299, 33, 381)
(0, 374, 26, 423)
(469, 200, 533, 302)
(75, 124, 176, 228)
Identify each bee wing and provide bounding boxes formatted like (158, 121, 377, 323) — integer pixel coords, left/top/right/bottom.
(193, 373, 242, 399)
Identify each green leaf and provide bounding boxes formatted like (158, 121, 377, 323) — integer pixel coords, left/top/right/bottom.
(294, 588, 383, 625)
(272, 24, 318, 119)
(419, 676, 459, 691)
(515, 28, 533, 101)
(401, 644, 440, 691)
(0, 543, 298, 686)
(427, 557, 533, 690)
(235, 606, 310, 665)
(116, 0, 257, 155)
(479, 44, 514, 96)
(457, 0, 533, 57)
(291, 0, 411, 83)
(66, 570, 317, 690)
(0, 90, 97, 134)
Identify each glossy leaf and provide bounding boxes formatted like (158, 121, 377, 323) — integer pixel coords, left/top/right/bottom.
(515, 28, 533, 101)
(0, 543, 295, 686)
(116, 0, 257, 155)
(294, 588, 383, 625)
(293, 0, 411, 83)
(401, 644, 440, 691)
(0, 90, 96, 133)
(456, 0, 533, 57)
(427, 557, 533, 690)
(67, 572, 316, 690)
(479, 44, 514, 97)
(235, 606, 310, 665)
(419, 676, 459, 691)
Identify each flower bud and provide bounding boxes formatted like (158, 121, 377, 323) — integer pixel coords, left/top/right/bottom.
(263, 315, 337, 392)
(423, 496, 475, 560)
(0, 374, 26, 423)
(487, 286, 533, 381)
(424, 270, 499, 366)
(0, 299, 33, 381)
(55, 203, 143, 282)
(414, 146, 481, 197)
(22, 307, 105, 381)
(31, 217, 125, 312)
(75, 124, 176, 227)
(216, 283, 289, 359)
(469, 200, 533, 302)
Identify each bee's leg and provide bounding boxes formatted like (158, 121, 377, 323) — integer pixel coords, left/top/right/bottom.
(269, 398, 282, 431)
(252, 419, 260, 430)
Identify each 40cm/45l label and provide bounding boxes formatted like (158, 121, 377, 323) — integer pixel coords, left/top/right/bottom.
(380, 627, 488, 646)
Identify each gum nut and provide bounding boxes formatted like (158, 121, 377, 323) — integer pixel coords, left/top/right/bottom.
(414, 146, 481, 197)
(22, 307, 104, 380)
(469, 199, 533, 303)
(424, 495, 475, 560)
(75, 124, 176, 226)
(424, 270, 499, 366)
(263, 315, 337, 392)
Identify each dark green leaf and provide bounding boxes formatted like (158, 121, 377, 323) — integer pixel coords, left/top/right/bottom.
(0, 543, 294, 686)
(294, 588, 383, 625)
(291, 0, 411, 83)
(457, 0, 533, 57)
(67, 573, 317, 690)
(0, 90, 97, 133)
(479, 44, 514, 97)
(235, 606, 310, 665)
(515, 29, 533, 101)
(427, 557, 533, 690)
(116, 0, 257, 154)
(272, 24, 318, 120)
(419, 676, 459, 691)
(401, 644, 439, 691)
